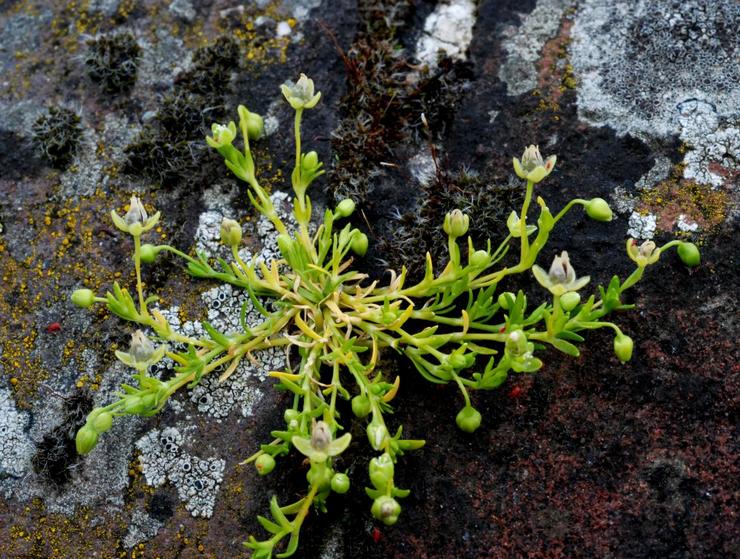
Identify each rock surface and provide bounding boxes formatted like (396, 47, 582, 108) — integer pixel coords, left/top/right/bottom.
(0, 1, 737, 558)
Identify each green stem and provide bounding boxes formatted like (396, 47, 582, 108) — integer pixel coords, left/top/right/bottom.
(133, 234, 148, 318)
(519, 180, 534, 262)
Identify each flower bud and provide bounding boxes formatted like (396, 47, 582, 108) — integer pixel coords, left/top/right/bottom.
(469, 249, 489, 268)
(443, 209, 469, 239)
(255, 454, 275, 476)
(330, 472, 350, 494)
(76, 425, 99, 455)
(139, 243, 160, 264)
(220, 218, 242, 247)
(369, 453, 394, 489)
(455, 405, 482, 433)
(497, 292, 515, 310)
(351, 395, 371, 418)
(585, 198, 613, 222)
(560, 292, 581, 312)
(245, 111, 264, 140)
(614, 333, 634, 363)
(91, 411, 113, 433)
(335, 198, 356, 218)
(71, 288, 96, 308)
(677, 242, 700, 267)
(505, 330, 528, 357)
(301, 150, 319, 172)
(367, 421, 389, 451)
(351, 232, 368, 257)
(284, 409, 300, 424)
(371, 496, 401, 526)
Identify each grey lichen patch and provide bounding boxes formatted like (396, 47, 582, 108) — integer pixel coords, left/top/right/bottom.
(0, 386, 34, 494)
(570, 0, 740, 144)
(416, 0, 477, 68)
(136, 427, 226, 518)
(627, 212, 657, 240)
(137, 28, 192, 90)
(123, 509, 164, 549)
(635, 156, 673, 190)
(498, 0, 571, 96)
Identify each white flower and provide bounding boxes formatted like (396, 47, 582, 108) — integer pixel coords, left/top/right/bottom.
(626, 239, 660, 267)
(513, 145, 557, 183)
(532, 251, 590, 296)
(281, 74, 321, 110)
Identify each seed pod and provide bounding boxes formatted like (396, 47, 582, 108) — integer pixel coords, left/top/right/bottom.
(371, 496, 401, 526)
(614, 334, 634, 363)
(71, 289, 96, 309)
(455, 406, 482, 433)
(76, 425, 99, 455)
(330, 472, 350, 494)
(677, 242, 700, 267)
(351, 395, 371, 418)
(255, 454, 276, 476)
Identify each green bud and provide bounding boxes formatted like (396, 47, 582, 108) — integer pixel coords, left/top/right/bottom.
(245, 112, 264, 141)
(139, 243, 160, 264)
(351, 232, 368, 257)
(255, 454, 275, 476)
(335, 198, 356, 218)
(284, 409, 300, 424)
(91, 411, 113, 433)
(560, 292, 581, 312)
(371, 496, 401, 526)
(71, 288, 96, 309)
(497, 292, 515, 310)
(455, 405, 482, 433)
(220, 218, 242, 248)
(614, 333, 634, 363)
(330, 472, 350, 494)
(585, 197, 613, 222)
(443, 209, 470, 239)
(469, 249, 489, 268)
(302, 150, 319, 171)
(367, 421, 388, 451)
(369, 453, 394, 489)
(677, 242, 700, 267)
(76, 425, 99, 455)
(351, 395, 371, 418)
(448, 353, 469, 370)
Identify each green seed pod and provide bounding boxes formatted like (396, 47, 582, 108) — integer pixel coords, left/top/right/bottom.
(139, 244, 160, 264)
(614, 334, 634, 363)
(330, 472, 350, 494)
(371, 496, 401, 526)
(245, 112, 264, 141)
(76, 425, 99, 455)
(677, 242, 700, 267)
(351, 232, 368, 257)
(220, 218, 242, 248)
(505, 330, 528, 357)
(455, 406, 482, 433)
(469, 249, 489, 268)
(369, 453, 394, 489)
(71, 288, 96, 309)
(306, 463, 333, 491)
(255, 454, 276, 476)
(351, 395, 371, 418)
(91, 411, 113, 433)
(585, 197, 613, 222)
(560, 292, 581, 312)
(335, 198, 356, 218)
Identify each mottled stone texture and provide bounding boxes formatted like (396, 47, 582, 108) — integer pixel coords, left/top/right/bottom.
(0, 0, 737, 558)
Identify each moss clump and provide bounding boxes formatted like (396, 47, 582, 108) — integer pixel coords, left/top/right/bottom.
(378, 169, 523, 280)
(330, 0, 472, 204)
(85, 32, 141, 93)
(32, 107, 82, 168)
(123, 36, 241, 186)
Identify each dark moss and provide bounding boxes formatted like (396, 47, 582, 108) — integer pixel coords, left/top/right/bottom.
(122, 36, 241, 186)
(31, 107, 83, 169)
(31, 391, 93, 487)
(85, 32, 141, 93)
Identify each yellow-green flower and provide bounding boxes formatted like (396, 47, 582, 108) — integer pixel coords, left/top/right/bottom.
(532, 251, 590, 296)
(111, 196, 160, 236)
(115, 330, 166, 371)
(513, 145, 557, 184)
(281, 74, 321, 110)
(626, 239, 660, 267)
(206, 121, 237, 149)
(292, 420, 351, 462)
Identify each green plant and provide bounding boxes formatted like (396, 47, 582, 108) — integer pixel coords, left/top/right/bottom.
(71, 74, 700, 557)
